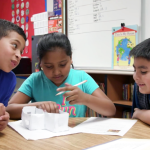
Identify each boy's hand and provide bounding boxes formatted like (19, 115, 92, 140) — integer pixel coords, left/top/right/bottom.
(132, 108, 141, 119)
(36, 101, 59, 113)
(0, 103, 5, 116)
(57, 83, 87, 105)
(0, 112, 10, 131)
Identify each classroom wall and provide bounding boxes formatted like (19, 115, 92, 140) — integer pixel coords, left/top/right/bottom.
(141, 0, 150, 41)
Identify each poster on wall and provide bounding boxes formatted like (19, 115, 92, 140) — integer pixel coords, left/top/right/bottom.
(112, 25, 138, 71)
(0, 0, 45, 59)
(11, 0, 30, 56)
(53, 0, 62, 15)
(48, 15, 62, 33)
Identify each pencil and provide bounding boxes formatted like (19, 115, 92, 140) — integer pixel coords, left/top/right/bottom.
(56, 80, 87, 96)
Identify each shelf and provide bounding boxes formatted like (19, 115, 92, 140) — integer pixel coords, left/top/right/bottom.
(15, 74, 30, 76)
(82, 69, 134, 75)
(113, 100, 132, 106)
(15, 70, 134, 76)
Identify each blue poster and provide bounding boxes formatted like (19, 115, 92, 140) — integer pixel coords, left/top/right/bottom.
(53, 0, 62, 15)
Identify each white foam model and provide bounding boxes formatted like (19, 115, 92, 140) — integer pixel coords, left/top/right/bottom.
(21, 106, 69, 132)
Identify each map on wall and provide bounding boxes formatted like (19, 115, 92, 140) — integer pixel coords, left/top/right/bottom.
(112, 25, 138, 70)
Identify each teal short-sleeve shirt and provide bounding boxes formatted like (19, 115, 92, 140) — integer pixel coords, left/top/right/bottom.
(19, 69, 99, 117)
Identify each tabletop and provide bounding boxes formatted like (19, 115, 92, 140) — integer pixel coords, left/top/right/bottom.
(0, 118, 150, 150)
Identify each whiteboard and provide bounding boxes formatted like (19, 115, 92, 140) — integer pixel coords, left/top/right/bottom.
(67, 0, 141, 69)
(141, 0, 150, 41)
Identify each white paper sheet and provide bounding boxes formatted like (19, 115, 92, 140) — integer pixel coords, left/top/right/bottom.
(8, 120, 80, 140)
(86, 138, 150, 150)
(73, 117, 137, 136)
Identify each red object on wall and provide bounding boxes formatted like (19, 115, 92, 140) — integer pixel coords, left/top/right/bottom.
(0, 0, 46, 59)
(48, 15, 62, 33)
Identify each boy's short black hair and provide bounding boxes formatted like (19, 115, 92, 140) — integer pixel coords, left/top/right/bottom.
(129, 38, 150, 60)
(0, 19, 26, 41)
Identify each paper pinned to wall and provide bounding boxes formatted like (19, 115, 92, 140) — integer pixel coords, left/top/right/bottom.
(112, 25, 138, 70)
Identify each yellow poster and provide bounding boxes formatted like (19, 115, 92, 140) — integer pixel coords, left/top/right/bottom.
(112, 25, 138, 70)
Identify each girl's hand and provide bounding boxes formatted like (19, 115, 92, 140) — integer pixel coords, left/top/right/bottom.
(36, 101, 59, 113)
(0, 112, 10, 131)
(57, 83, 87, 105)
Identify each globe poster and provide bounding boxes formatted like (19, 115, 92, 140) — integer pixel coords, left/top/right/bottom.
(112, 25, 138, 70)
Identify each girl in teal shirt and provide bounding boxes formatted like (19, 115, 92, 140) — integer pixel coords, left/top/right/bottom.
(7, 33, 116, 119)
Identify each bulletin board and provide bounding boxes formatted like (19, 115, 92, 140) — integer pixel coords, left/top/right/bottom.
(0, 0, 46, 59)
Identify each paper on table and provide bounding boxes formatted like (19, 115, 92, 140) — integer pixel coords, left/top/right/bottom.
(73, 117, 137, 136)
(8, 120, 80, 140)
(86, 138, 150, 150)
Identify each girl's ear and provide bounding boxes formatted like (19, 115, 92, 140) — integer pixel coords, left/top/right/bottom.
(70, 56, 73, 65)
(39, 59, 41, 66)
(70, 54, 73, 64)
(39, 64, 42, 69)
(39, 59, 42, 70)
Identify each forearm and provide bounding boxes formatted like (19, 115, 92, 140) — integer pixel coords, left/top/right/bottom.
(134, 110, 150, 125)
(83, 94, 116, 116)
(6, 103, 39, 119)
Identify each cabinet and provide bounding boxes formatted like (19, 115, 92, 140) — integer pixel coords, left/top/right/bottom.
(86, 70, 134, 118)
